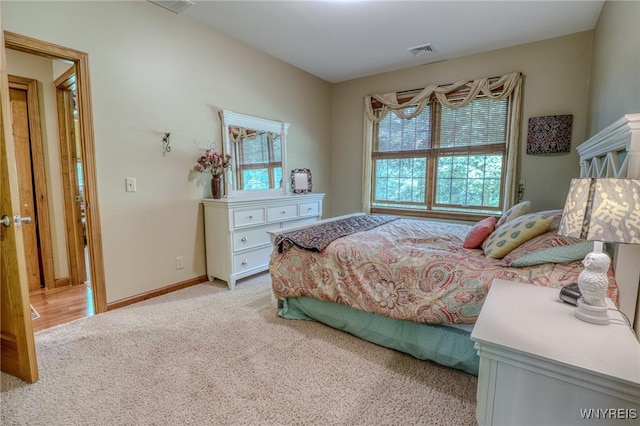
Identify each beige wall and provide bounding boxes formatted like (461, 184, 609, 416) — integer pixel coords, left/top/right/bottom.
(331, 32, 594, 217)
(5, 0, 633, 304)
(587, 0, 640, 136)
(5, 49, 69, 279)
(2, 1, 332, 302)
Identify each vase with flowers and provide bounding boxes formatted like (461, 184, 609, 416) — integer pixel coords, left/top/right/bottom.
(195, 149, 231, 199)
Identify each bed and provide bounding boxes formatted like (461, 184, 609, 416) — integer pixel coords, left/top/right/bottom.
(268, 113, 640, 375)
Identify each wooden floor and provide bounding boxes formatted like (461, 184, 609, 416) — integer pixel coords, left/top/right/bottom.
(29, 284, 94, 333)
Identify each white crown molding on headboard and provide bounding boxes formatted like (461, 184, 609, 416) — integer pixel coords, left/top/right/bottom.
(577, 113, 640, 179)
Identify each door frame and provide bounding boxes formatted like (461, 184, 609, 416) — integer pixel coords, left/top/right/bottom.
(8, 75, 56, 291)
(4, 31, 107, 314)
(54, 67, 87, 288)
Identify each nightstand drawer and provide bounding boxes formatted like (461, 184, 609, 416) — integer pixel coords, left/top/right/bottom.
(298, 201, 320, 217)
(233, 246, 273, 273)
(267, 204, 297, 222)
(234, 208, 265, 228)
(233, 226, 274, 251)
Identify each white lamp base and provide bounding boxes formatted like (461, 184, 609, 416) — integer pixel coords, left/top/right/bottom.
(574, 299, 609, 325)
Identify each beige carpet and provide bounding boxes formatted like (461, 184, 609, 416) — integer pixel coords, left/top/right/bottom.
(1, 273, 478, 425)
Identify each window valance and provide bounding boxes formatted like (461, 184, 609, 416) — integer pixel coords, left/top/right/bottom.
(229, 125, 279, 145)
(365, 71, 522, 122)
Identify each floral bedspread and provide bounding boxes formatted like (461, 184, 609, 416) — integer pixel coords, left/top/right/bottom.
(269, 219, 618, 325)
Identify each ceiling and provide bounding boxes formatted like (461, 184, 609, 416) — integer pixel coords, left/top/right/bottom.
(179, 1, 605, 83)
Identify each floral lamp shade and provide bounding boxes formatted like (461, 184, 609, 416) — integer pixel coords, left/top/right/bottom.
(558, 177, 640, 325)
(558, 178, 640, 244)
(526, 115, 573, 154)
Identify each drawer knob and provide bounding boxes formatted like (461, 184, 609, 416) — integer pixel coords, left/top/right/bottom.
(248, 215, 253, 219)
(307, 207, 312, 211)
(281, 211, 286, 214)
(241, 260, 248, 265)
(241, 237, 248, 242)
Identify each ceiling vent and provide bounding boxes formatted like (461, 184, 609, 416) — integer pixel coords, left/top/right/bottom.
(148, 0, 194, 14)
(408, 43, 436, 57)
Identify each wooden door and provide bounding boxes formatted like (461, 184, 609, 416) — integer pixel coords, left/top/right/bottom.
(0, 27, 39, 383)
(9, 85, 42, 291)
(8, 76, 55, 291)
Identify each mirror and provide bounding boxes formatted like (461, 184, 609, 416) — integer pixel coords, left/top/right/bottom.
(219, 109, 290, 197)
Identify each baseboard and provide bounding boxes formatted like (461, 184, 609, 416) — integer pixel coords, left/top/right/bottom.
(106, 275, 209, 311)
(54, 277, 70, 288)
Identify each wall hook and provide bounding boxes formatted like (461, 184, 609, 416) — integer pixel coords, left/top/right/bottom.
(162, 132, 171, 154)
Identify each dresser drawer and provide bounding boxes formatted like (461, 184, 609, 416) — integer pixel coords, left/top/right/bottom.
(234, 208, 266, 228)
(267, 204, 297, 222)
(298, 201, 320, 217)
(233, 245, 273, 273)
(233, 225, 274, 252)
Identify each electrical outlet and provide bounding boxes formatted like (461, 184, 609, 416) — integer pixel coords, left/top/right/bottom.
(518, 179, 526, 202)
(176, 256, 184, 270)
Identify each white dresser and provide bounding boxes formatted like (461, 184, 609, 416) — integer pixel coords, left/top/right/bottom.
(471, 279, 640, 426)
(202, 193, 324, 289)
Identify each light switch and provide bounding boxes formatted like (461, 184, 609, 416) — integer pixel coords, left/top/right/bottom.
(125, 177, 137, 192)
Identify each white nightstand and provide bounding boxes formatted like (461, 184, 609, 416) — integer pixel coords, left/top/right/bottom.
(471, 279, 640, 426)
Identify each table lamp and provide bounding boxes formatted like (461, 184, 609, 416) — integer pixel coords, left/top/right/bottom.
(558, 178, 640, 325)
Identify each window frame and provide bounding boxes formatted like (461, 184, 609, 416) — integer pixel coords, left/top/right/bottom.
(369, 91, 511, 220)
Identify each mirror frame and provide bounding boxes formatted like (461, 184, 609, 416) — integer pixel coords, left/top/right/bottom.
(219, 109, 290, 198)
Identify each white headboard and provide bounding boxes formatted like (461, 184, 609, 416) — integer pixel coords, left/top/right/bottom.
(577, 113, 640, 338)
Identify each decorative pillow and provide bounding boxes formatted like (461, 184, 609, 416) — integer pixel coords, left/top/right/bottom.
(482, 211, 555, 259)
(538, 209, 564, 230)
(496, 201, 531, 228)
(503, 230, 594, 267)
(463, 216, 496, 249)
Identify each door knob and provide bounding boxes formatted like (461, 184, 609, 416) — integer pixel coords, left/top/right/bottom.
(0, 215, 32, 227)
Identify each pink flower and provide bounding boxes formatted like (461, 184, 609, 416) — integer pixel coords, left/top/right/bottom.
(194, 149, 231, 177)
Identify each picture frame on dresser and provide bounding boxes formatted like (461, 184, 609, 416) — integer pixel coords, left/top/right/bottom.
(291, 168, 312, 194)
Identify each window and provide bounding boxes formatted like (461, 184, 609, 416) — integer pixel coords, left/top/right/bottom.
(367, 73, 521, 218)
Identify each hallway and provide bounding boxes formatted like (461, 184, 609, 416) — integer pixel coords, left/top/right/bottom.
(29, 284, 93, 333)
